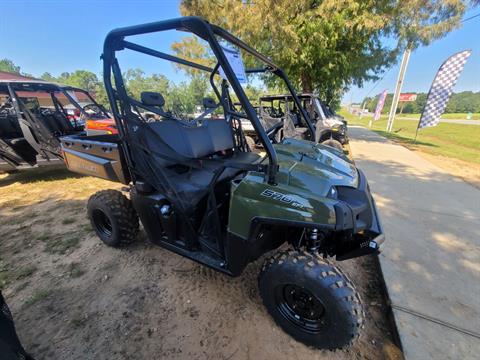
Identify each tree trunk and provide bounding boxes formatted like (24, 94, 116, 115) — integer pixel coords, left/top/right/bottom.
(301, 71, 313, 94)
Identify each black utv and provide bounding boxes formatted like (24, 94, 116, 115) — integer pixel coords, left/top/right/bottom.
(0, 77, 96, 172)
(251, 93, 348, 151)
(60, 17, 384, 350)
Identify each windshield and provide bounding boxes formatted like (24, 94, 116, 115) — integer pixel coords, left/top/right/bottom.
(314, 98, 328, 120)
(63, 88, 110, 120)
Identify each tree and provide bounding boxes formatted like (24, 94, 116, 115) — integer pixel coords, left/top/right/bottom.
(0, 59, 21, 74)
(390, 1, 466, 49)
(40, 72, 57, 82)
(363, 91, 480, 114)
(57, 70, 100, 92)
(177, 0, 468, 106)
(171, 36, 215, 78)
(123, 69, 171, 101)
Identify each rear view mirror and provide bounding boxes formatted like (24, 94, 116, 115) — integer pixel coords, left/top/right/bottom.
(141, 92, 165, 107)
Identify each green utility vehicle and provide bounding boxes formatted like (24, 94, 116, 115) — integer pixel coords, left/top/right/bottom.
(60, 17, 384, 349)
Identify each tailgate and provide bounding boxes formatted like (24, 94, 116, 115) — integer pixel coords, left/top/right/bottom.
(60, 135, 130, 184)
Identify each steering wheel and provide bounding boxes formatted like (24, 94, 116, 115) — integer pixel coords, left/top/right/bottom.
(40, 108, 54, 115)
(82, 104, 102, 116)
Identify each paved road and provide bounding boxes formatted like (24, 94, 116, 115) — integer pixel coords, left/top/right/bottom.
(349, 126, 480, 360)
(396, 116, 480, 125)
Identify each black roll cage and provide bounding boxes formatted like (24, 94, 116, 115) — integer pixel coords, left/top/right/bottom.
(259, 93, 325, 120)
(5, 81, 108, 123)
(102, 16, 315, 184)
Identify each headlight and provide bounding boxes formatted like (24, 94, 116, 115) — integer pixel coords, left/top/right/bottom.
(327, 186, 338, 199)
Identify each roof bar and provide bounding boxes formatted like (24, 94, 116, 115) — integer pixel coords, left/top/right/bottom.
(122, 40, 215, 73)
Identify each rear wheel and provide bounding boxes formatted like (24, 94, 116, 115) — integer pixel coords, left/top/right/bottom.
(322, 139, 343, 152)
(87, 190, 139, 247)
(258, 250, 364, 350)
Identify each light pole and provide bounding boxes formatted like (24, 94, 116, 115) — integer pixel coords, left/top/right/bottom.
(386, 47, 411, 132)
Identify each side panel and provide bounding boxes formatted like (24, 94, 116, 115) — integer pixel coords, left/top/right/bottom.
(61, 135, 129, 184)
(228, 173, 337, 239)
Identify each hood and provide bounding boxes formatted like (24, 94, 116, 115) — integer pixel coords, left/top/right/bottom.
(323, 117, 345, 128)
(271, 138, 358, 196)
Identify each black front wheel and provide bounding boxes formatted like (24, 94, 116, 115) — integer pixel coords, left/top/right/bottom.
(258, 250, 364, 349)
(87, 190, 139, 247)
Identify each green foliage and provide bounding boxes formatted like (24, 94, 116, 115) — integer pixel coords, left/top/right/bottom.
(391, 0, 466, 48)
(24, 289, 51, 307)
(178, 0, 467, 105)
(0, 58, 21, 74)
(171, 36, 215, 78)
(56, 70, 99, 92)
(364, 91, 480, 114)
(39, 72, 56, 82)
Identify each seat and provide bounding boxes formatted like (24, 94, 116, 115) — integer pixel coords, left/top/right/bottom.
(143, 118, 261, 202)
(0, 114, 23, 139)
(169, 151, 261, 204)
(38, 112, 73, 135)
(146, 118, 235, 159)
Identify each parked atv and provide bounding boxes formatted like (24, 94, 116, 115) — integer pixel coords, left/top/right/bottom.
(252, 94, 348, 152)
(60, 17, 384, 350)
(0, 78, 96, 171)
(0, 76, 117, 172)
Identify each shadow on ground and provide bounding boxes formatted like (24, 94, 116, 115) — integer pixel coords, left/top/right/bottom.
(0, 166, 84, 187)
(354, 151, 480, 338)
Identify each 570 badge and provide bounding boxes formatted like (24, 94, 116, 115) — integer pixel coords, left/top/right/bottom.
(260, 189, 304, 209)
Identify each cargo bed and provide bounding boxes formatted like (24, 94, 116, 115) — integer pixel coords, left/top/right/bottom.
(60, 134, 130, 184)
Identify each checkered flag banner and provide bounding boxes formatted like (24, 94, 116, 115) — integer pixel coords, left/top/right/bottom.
(418, 50, 471, 129)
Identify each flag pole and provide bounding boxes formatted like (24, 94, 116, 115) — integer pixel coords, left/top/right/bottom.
(414, 127, 419, 144)
(386, 47, 412, 132)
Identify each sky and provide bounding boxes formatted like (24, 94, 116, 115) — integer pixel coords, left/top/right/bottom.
(1, 0, 479, 102)
(343, 7, 480, 104)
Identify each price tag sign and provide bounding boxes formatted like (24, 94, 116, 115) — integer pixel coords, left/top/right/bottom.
(219, 46, 247, 84)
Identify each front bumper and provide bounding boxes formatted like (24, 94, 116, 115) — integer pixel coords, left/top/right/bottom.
(333, 169, 385, 260)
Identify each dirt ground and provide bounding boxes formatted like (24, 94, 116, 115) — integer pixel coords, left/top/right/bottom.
(0, 167, 402, 360)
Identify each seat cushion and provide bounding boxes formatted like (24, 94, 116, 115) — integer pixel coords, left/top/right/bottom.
(170, 150, 262, 203)
(147, 119, 234, 159)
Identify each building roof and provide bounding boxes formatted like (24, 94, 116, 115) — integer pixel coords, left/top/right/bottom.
(0, 71, 38, 81)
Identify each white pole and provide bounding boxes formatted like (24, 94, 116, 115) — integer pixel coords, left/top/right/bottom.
(359, 101, 366, 118)
(386, 48, 411, 132)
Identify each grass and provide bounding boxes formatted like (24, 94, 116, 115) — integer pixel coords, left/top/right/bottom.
(24, 289, 51, 307)
(44, 234, 81, 254)
(394, 113, 480, 120)
(37, 232, 81, 254)
(66, 262, 85, 278)
(0, 261, 37, 289)
(340, 110, 480, 165)
(62, 218, 76, 225)
(15, 265, 37, 280)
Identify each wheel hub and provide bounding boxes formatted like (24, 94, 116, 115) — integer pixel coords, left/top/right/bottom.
(92, 209, 113, 237)
(275, 284, 326, 333)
